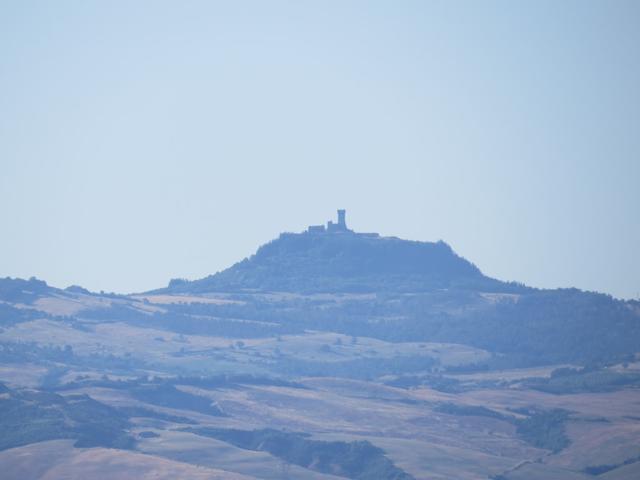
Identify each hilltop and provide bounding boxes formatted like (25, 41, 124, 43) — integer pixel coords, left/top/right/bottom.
(161, 210, 512, 294)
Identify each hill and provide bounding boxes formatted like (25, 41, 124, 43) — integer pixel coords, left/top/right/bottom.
(144, 213, 640, 367)
(161, 231, 512, 294)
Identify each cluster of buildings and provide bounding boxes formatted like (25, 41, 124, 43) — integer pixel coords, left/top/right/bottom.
(307, 209, 350, 234)
(307, 210, 379, 237)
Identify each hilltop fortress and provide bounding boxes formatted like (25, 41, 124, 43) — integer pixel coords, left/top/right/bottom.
(162, 207, 493, 293)
(306, 209, 378, 237)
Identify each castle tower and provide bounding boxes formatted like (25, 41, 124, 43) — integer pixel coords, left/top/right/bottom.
(337, 209, 346, 229)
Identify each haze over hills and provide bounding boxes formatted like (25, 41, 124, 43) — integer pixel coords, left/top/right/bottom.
(4, 210, 640, 368)
(149, 210, 639, 367)
(3, 1, 639, 478)
(1, 210, 640, 479)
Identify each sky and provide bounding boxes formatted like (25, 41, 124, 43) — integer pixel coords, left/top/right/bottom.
(1, 1, 639, 299)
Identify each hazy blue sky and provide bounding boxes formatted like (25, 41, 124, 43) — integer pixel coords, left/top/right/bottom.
(1, 1, 639, 298)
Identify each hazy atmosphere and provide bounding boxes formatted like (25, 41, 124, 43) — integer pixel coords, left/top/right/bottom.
(3, 4, 640, 480)
(1, 1, 639, 298)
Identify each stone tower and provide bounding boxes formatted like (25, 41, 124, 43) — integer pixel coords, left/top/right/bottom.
(337, 209, 346, 229)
